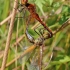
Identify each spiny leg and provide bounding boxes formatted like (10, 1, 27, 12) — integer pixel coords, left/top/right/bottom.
(33, 25, 49, 40)
(39, 28, 45, 37)
(34, 29, 41, 37)
(33, 25, 45, 40)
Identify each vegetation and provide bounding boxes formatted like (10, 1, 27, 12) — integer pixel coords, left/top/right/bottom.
(0, 0, 70, 70)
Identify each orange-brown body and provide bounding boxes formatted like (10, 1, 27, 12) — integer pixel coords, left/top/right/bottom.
(21, 0, 53, 37)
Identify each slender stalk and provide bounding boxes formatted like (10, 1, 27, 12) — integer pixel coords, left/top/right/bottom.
(53, 18, 70, 35)
(0, 14, 12, 26)
(39, 44, 44, 70)
(6, 45, 36, 67)
(1, 0, 18, 70)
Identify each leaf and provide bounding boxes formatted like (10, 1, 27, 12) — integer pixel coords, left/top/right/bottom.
(61, 5, 69, 14)
(35, 0, 53, 17)
(59, 56, 70, 63)
(47, 0, 53, 6)
(35, 0, 46, 15)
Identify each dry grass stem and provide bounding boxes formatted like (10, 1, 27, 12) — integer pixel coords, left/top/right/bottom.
(0, 51, 4, 59)
(0, 15, 12, 26)
(13, 66, 21, 70)
(14, 35, 25, 46)
(1, 0, 18, 70)
(39, 44, 44, 70)
(6, 45, 36, 67)
(53, 18, 70, 35)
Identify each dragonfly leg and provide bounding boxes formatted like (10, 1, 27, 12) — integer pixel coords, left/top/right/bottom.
(39, 28, 45, 37)
(34, 27, 45, 41)
(34, 29, 41, 36)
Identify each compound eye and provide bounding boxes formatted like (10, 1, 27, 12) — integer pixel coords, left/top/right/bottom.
(21, 0, 28, 4)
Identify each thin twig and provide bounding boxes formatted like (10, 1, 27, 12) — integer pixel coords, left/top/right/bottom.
(0, 9, 19, 26)
(39, 44, 44, 70)
(53, 18, 70, 35)
(14, 35, 25, 46)
(13, 66, 21, 70)
(0, 14, 12, 26)
(6, 45, 36, 67)
(1, 0, 18, 70)
(0, 51, 4, 59)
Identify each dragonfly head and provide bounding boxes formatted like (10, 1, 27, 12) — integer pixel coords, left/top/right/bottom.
(21, 0, 28, 5)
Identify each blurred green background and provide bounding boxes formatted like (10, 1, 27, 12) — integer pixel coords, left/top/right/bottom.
(0, 0, 70, 70)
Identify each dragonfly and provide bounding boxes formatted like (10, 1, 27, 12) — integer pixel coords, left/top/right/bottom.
(18, 0, 53, 44)
(17, 0, 70, 54)
(16, 1, 70, 70)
